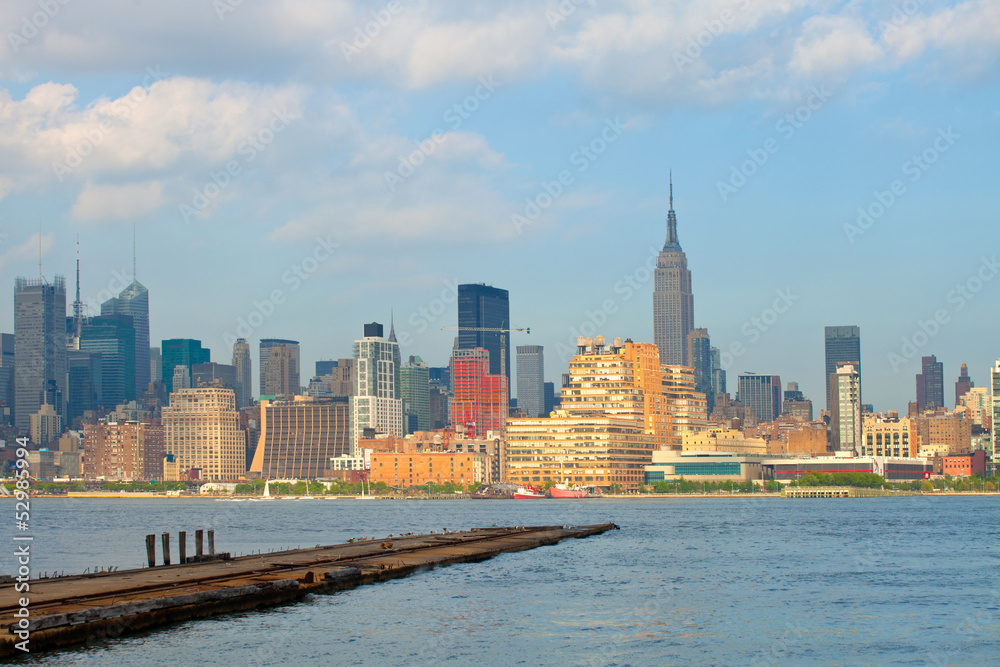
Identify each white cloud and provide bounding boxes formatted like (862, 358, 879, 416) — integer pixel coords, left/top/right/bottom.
(72, 181, 166, 222)
(790, 15, 884, 77)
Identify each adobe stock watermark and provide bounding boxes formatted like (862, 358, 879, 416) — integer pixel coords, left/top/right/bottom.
(718, 288, 800, 370)
(384, 74, 502, 192)
(7, 0, 72, 54)
(673, 0, 752, 72)
(180, 108, 296, 223)
(844, 126, 959, 244)
(52, 66, 169, 183)
(340, 0, 404, 61)
(717, 85, 833, 202)
(554, 246, 659, 361)
(512, 116, 626, 235)
(887, 254, 997, 372)
(394, 278, 461, 350)
(545, 0, 593, 29)
(879, 0, 927, 36)
(222, 235, 340, 347)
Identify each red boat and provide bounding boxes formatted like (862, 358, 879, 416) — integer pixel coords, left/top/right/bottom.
(514, 486, 546, 499)
(547, 484, 589, 499)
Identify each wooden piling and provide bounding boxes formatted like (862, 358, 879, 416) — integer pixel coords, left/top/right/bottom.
(207, 529, 215, 556)
(195, 529, 204, 558)
(161, 533, 171, 566)
(178, 531, 187, 565)
(145, 535, 156, 568)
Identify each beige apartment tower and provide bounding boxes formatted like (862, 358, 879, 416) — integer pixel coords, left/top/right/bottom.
(163, 387, 244, 480)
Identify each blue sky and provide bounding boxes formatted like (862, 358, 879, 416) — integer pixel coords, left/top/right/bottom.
(0, 0, 997, 411)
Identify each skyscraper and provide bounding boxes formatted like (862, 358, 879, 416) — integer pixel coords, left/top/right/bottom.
(653, 175, 694, 366)
(161, 339, 210, 396)
(516, 345, 545, 418)
(824, 326, 861, 414)
(710, 347, 726, 398)
(350, 323, 403, 452)
(150, 346, 162, 383)
(79, 315, 136, 407)
(955, 363, 973, 407)
(686, 329, 713, 414)
(457, 284, 510, 381)
(162, 387, 243, 480)
(916, 355, 944, 411)
(830, 362, 861, 453)
(101, 259, 149, 399)
(259, 339, 299, 397)
(0, 333, 15, 425)
(14, 276, 67, 433)
(451, 348, 508, 438)
(232, 338, 251, 409)
(401, 355, 430, 433)
(737, 373, 782, 423)
(990, 360, 999, 473)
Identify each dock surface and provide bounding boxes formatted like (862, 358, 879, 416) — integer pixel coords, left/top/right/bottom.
(1, 523, 615, 657)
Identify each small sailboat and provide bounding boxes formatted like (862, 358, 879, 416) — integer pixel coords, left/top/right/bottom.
(260, 480, 276, 501)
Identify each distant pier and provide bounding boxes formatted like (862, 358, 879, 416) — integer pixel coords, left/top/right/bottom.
(0, 524, 615, 657)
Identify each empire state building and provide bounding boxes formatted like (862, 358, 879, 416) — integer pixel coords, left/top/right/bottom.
(653, 175, 694, 366)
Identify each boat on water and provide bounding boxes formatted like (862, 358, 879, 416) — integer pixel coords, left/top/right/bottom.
(259, 480, 276, 501)
(514, 486, 546, 499)
(547, 484, 589, 499)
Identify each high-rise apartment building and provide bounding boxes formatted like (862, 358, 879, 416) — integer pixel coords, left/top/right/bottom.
(653, 178, 694, 366)
(516, 345, 545, 418)
(687, 329, 713, 414)
(954, 362, 973, 407)
(14, 276, 67, 432)
(101, 274, 149, 399)
(991, 360, 1000, 472)
(737, 374, 782, 423)
(824, 326, 860, 415)
(83, 422, 165, 481)
(79, 315, 136, 407)
(161, 339, 210, 396)
(350, 323, 403, 452)
(830, 362, 861, 452)
(457, 284, 510, 381)
(916, 354, 944, 411)
(232, 338, 251, 409)
(162, 387, 243, 480)
(451, 348, 508, 438)
(250, 397, 350, 479)
(259, 339, 300, 397)
(662, 364, 709, 448)
(401, 355, 430, 433)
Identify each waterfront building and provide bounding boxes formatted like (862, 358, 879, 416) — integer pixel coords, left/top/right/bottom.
(162, 387, 243, 480)
(653, 177, 694, 366)
(370, 451, 489, 488)
(457, 283, 511, 382)
(516, 345, 545, 418)
(824, 325, 861, 415)
(916, 354, 944, 411)
(83, 421, 165, 481)
(161, 339, 210, 397)
(80, 315, 136, 407)
(14, 276, 67, 432)
(249, 396, 350, 479)
(830, 362, 861, 453)
(350, 323, 403, 453)
(763, 456, 933, 484)
(644, 450, 763, 485)
(738, 374, 782, 423)
(232, 338, 252, 409)
(860, 412, 915, 458)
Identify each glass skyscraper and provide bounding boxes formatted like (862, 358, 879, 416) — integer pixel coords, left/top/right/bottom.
(80, 315, 136, 407)
(516, 345, 545, 418)
(737, 373, 782, 423)
(824, 325, 861, 414)
(457, 283, 510, 381)
(161, 339, 210, 397)
(916, 354, 944, 411)
(101, 277, 149, 398)
(401, 355, 430, 432)
(14, 276, 67, 432)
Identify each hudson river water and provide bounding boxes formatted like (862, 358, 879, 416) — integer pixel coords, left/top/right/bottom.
(8, 496, 1000, 665)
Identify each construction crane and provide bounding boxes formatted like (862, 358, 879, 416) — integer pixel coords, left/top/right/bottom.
(440, 325, 530, 390)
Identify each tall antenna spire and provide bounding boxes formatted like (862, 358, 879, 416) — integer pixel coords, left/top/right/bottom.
(388, 309, 397, 343)
(663, 169, 681, 251)
(132, 221, 137, 281)
(74, 237, 83, 338)
(38, 223, 42, 282)
(669, 169, 673, 211)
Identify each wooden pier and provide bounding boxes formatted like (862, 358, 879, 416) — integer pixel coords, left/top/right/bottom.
(0, 524, 616, 657)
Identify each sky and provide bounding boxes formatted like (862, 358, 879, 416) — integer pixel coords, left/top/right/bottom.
(0, 0, 997, 412)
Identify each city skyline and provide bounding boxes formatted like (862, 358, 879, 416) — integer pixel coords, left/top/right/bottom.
(0, 1, 996, 413)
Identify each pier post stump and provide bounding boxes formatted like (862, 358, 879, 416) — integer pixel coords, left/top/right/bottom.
(145, 534, 156, 568)
(207, 529, 215, 556)
(179, 531, 187, 564)
(161, 532, 171, 566)
(196, 530, 204, 558)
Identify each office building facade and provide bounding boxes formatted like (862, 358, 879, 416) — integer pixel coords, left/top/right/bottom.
(401, 355, 430, 433)
(101, 276, 149, 398)
(516, 345, 545, 418)
(824, 326, 860, 414)
(457, 284, 510, 381)
(14, 276, 67, 432)
(916, 354, 944, 411)
(79, 315, 136, 408)
(161, 339, 210, 396)
(737, 374, 782, 423)
(250, 397, 350, 479)
(162, 387, 243, 480)
(232, 338, 252, 409)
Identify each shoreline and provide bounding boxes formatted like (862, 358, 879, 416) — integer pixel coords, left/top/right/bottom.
(10, 491, 1000, 500)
